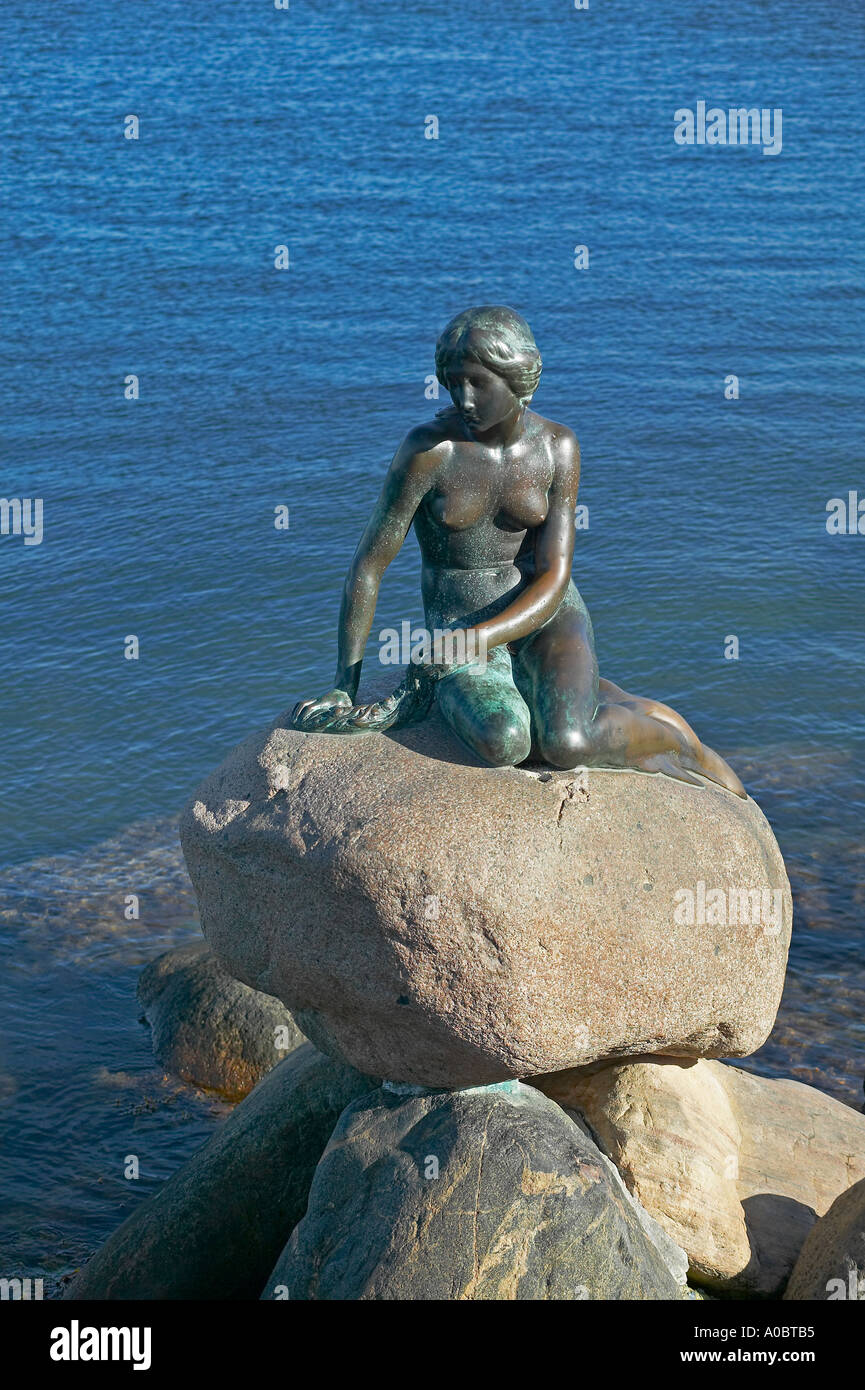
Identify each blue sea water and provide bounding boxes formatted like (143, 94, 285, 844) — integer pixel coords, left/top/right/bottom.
(1, 0, 863, 1288)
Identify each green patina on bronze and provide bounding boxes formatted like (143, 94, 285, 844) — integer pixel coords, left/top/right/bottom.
(292, 305, 745, 796)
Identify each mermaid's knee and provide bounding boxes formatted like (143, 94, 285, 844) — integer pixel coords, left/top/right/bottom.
(538, 722, 593, 770)
(477, 709, 532, 766)
(436, 659, 530, 767)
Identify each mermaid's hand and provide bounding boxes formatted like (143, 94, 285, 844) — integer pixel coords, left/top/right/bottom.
(321, 698, 397, 731)
(422, 628, 490, 681)
(293, 668, 437, 737)
(423, 653, 486, 682)
(291, 689, 353, 730)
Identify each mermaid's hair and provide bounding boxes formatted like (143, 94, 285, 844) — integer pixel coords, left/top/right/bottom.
(434, 305, 542, 407)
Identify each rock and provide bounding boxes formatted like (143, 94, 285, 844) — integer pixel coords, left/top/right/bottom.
(535, 1057, 865, 1296)
(263, 1079, 684, 1300)
(137, 940, 305, 1099)
(538, 1057, 748, 1287)
(180, 696, 791, 1088)
(66, 1045, 377, 1300)
(784, 1177, 865, 1300)
(566, 1105, 690, 1290)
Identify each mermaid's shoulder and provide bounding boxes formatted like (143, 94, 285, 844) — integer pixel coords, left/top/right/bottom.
(525, 409, 578, 454)
(397, 409, 460, 463)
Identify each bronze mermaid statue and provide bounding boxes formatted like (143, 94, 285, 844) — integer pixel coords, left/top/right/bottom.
(292, 305, 745, 798)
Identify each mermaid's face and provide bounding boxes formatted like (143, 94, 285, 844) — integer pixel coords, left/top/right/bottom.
(445, 355, 519, 435)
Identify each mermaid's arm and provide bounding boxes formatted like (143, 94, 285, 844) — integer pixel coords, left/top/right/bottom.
(464, 430, 580, 655)
(292, 433, 436, 726)
(333, 436, 437, 697)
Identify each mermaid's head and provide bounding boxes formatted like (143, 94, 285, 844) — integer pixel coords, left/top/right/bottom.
(434, 305, 542, 413)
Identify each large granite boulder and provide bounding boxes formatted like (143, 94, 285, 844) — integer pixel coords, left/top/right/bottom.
(65, 1045, 377, 1300)
(536, 1057, 865, 1296)
(784, 1177, 865, 1301)
(263, 1080, 685, 1300)
(138, 940, 306, 1099)
(180, 696, 791, 1088)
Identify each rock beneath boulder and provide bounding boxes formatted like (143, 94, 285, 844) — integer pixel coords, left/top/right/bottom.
(566, 1106, 690, 1291)
(137, 940, 305, 1099)
(535, 1057, 865, 1296)
(180, 697, 791, 1088)
(263, 1079, 684, 1300)
(784, 1177, 865, 1301)
(66, 1045, 377, 1300)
